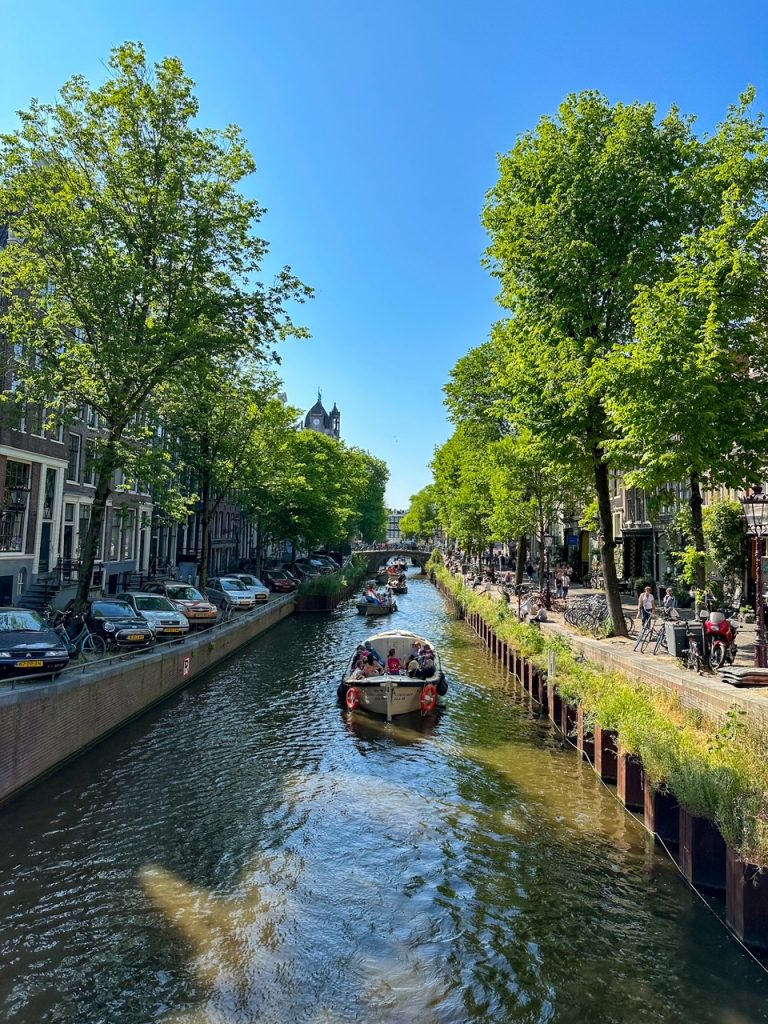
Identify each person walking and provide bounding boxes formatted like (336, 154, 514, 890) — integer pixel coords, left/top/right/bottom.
(638, 586, 656, 627)
(561, 571, 571, 601)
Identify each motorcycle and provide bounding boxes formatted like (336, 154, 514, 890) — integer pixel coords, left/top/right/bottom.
(703, 610, 739, 670)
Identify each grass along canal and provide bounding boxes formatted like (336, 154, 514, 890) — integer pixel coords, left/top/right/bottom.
(0, 570, 766, 1023)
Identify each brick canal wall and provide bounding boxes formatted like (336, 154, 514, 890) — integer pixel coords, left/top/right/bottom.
(0, 596, 295, 807)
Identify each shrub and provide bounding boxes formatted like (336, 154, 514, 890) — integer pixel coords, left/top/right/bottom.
(432, 562, 768, 865)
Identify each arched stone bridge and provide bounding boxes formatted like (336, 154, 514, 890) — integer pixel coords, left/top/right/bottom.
(356, 549, 432, 573)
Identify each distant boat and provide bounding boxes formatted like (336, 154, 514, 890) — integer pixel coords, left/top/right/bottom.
(387, 574, 408, 594)
(338, 629, 447, 721)
(355, 588, 397, 616)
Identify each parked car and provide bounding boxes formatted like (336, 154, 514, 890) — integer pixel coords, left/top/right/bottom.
(0, 607, 71, 678)
(205, 577, 256, 613)
(295, 557, 334, 575)
(83, 599, 155, 650)
(227, 574, 270, 603)
(261, 569, 298, 593)
(310, 554, 341, 571)
(141, 581, 219, 629)
(281, 562, 319, 581)
(116, 592, 190, 639)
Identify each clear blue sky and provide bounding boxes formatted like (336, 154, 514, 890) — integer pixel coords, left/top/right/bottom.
(2, 1, 766, 507)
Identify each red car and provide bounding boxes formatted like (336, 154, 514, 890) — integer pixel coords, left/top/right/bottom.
(262, 569, 299, 593)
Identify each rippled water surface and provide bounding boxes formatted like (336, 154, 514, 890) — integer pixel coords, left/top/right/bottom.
(1, 573, 767, 1023)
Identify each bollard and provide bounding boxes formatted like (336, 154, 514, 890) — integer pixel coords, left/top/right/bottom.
(679, 808, 726, 893)
(593, 724, 618, 783)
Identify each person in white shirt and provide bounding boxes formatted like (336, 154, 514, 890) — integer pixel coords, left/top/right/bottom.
(638, 586, 656, 627)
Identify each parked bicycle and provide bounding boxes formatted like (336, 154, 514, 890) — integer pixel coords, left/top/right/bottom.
(45, 607, 107, 662)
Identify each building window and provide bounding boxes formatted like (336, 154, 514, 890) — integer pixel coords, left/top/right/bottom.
(0, 461, 30, 553)
(121, 509, 136, 561)
(77, 505, 91, 557)
(27, 403, 44, 436)
(67, 434, 81, 482)
(43, 468, 56, 520)
(84, 440, 97, 486)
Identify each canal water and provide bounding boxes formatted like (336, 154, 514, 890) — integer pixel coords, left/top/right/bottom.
(1, 573, 767, 1024)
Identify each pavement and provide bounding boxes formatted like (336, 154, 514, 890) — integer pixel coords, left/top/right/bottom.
(464, 576, 768, 728)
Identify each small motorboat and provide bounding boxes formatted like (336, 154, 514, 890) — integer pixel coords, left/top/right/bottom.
(356, 587, 397, 616)
(337, 629, 448, 721)
(387, 574, 408, 594)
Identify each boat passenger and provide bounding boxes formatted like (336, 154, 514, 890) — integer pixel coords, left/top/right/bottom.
(406, 656, 420, 677)
(350, 666, 365, 680)
(362, 654, 379, 677)
(386, 648, 402, 675)
(418, 653, 435, 679)
(364, 644, 386, 669)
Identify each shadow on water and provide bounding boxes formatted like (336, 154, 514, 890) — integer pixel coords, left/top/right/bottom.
(0, 571, 766, 1023)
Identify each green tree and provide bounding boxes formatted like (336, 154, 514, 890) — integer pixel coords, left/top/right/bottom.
(0, 42, 309, 609)
(483, 92, 704, 634)
(431, 424, 495, 558)
(400, 485, 441, 545)
(346, 449, 389, 543)
(603, 92, 768, 588)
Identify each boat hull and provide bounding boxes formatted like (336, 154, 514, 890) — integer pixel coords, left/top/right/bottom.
(356, 602, 396, 616)
(356, 681, 424, 716)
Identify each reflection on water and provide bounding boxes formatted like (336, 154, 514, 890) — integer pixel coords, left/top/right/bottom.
(0, 572, 767, 1023)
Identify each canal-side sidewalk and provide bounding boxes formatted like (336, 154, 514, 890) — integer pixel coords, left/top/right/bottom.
(461, 578, 768, 729)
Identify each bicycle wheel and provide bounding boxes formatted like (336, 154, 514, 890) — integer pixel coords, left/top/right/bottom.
(80, 633, 107, 662)
(624, 615, 635, 636)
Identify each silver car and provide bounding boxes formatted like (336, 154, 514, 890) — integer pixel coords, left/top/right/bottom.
(205, 577, 256, 613)
(227, 574, 270, 604)
(116, 592, 190, 638)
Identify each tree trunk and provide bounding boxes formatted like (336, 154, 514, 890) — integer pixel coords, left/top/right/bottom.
(254, 518, 263, 577)
(689, 472, 706, 591)
(198, 475, 211, 590)
(515, 534, 527, 590)
(594, 448, 627, 637)
(73, 440, 118, 614)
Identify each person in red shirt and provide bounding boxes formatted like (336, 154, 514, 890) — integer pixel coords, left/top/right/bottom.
(386, 648, 402, 675)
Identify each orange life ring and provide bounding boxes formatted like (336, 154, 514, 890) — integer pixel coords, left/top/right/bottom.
(420, 683, 438, 714)
(346, 685, 361, 711)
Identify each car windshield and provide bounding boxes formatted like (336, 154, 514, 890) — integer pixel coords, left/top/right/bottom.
(220, 579, 248, 592)
(0, 609, 44, 632)
(267, 571, 286, 580)
(134, 595, 175, 612)
(92, 601, 135, 618)
(167, 586, 205, 602)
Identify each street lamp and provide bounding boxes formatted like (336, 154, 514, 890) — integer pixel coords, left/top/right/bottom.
(741, 485, 768, 668)
(543, 532, 553, 609)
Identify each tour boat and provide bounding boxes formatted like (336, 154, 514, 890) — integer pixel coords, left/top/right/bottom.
(355, 588, 397, 616)
(387, 575, 408, 594)
(338, 629, 447, 721)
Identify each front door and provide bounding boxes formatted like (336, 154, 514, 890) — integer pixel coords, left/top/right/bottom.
(0, 575, 13, 605)
(63, 524, 73, 561)
(38, 521, 51, 573)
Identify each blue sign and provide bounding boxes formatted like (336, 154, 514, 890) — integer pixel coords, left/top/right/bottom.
(565, 532, 579, 546)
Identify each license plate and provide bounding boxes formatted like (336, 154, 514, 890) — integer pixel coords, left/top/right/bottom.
(17, 660, 44, 668)
(164, 627, 184, 633)
(127, 634, 145, 641)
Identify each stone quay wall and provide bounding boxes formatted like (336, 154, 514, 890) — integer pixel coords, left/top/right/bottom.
(0, 595, 295, 807)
